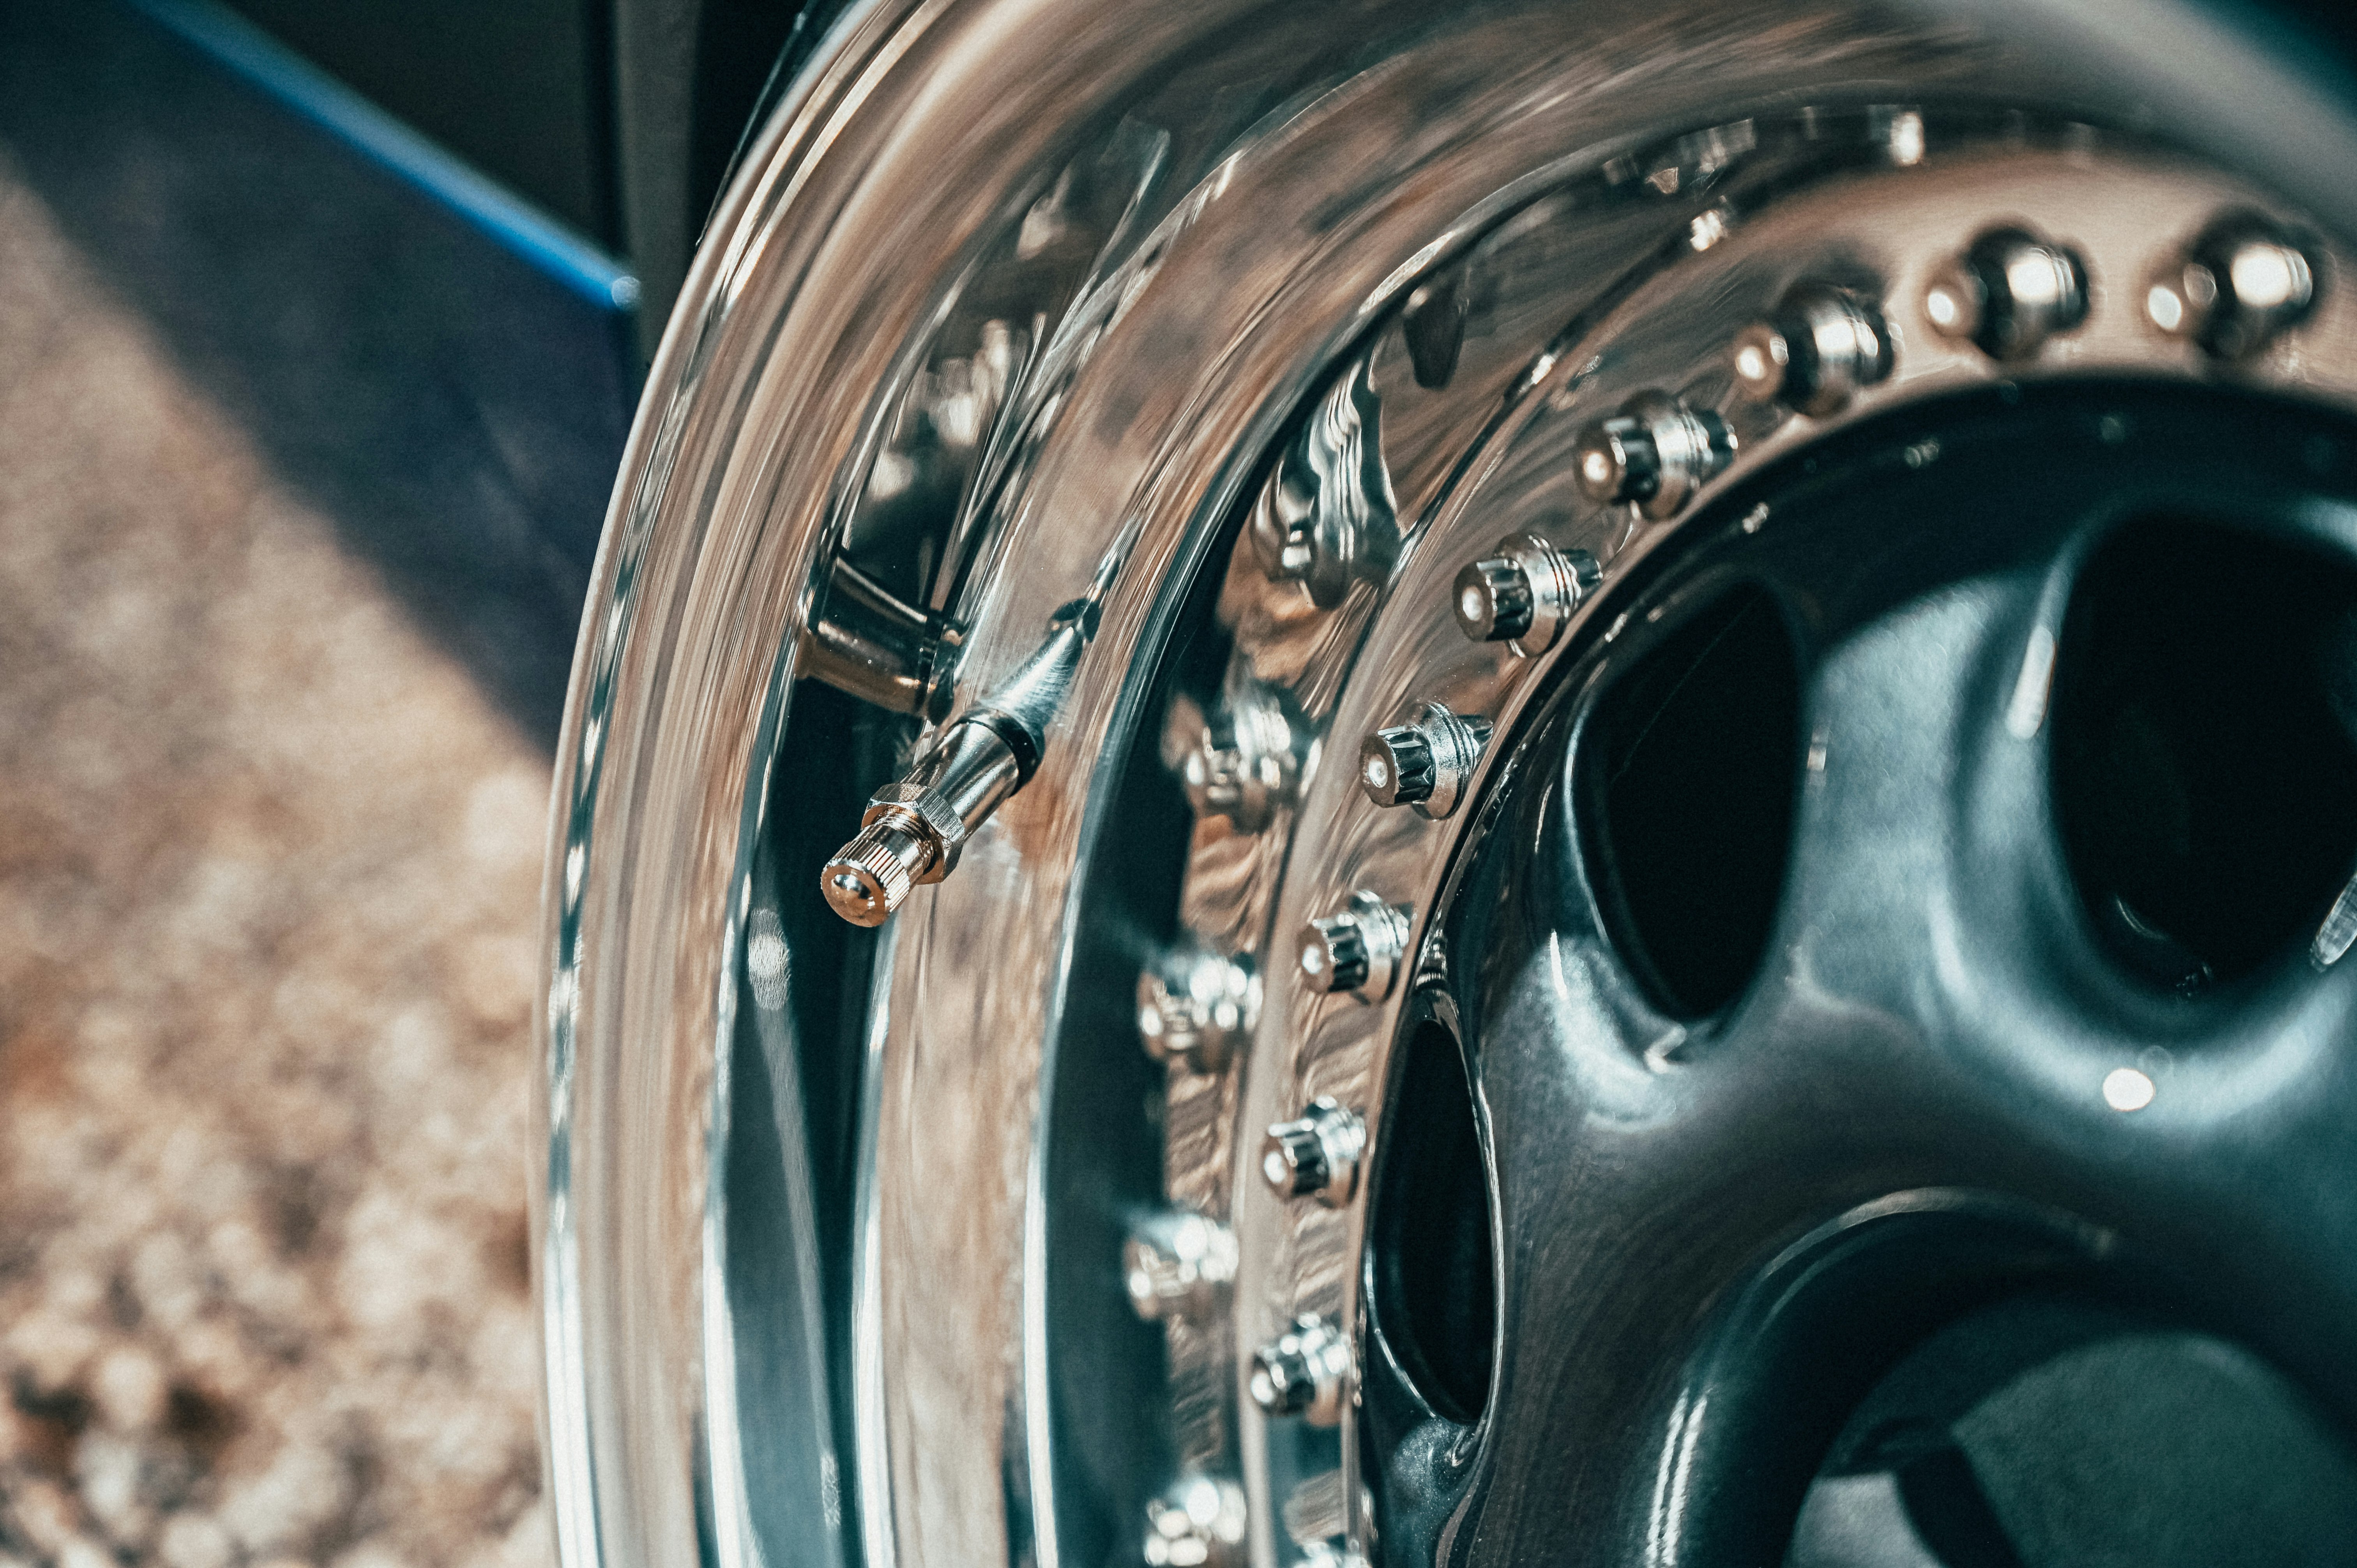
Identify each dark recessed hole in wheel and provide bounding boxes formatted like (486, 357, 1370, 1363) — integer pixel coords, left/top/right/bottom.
(2051, 517, 2357, 994)
(1372, 1019, 1495, 1425)
(1786, 1294, 2357, 1567)
(1581, 584, 1802, 1018)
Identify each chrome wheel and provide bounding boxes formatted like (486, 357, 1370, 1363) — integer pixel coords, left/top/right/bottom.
(537, 4, 2357, 1566)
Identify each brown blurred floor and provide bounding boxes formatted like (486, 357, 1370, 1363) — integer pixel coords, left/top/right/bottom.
(0, 142, 553, 1568)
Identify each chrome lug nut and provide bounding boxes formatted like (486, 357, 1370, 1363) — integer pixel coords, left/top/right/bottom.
(1360, 703, 1491, 820)
(1260, 1097, 1365, 1206)
(2146, 210, 2323, 360)
(1137, 946, 1258, 1072)
(1732, 282, 1896, 415)
(1453, 533, 1601, 655)
(1924, 226, 2089, 361)
(1124, 1210, 1238, 1322)
(1250, 1314, 1352, 1425)
(1143, 1475, 1247, 1568)
(1298, 891, 1410, 1001)
(1572, 390, 1737, 520)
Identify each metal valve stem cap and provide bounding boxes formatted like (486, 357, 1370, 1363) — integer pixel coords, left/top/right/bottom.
(821, 821, 929, 927)
(1249, 1314, 1352, 1425)
(1360, 704, 1491, 819)
(1260, 1097, 1364, 1206)
(820, 713, 1027, 925)
(1298, 892, 1410, 1000)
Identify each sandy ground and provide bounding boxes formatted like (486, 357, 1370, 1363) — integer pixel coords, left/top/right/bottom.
(0, 150, 553, 1568)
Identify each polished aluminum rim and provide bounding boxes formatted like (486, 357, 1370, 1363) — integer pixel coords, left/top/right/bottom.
(536, 4, 2357, 1566)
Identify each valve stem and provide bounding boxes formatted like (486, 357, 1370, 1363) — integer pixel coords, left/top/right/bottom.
(821, 597, 1096, 925)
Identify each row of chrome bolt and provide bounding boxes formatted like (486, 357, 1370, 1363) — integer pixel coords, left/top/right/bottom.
(818, 211, 2325, 931)
(1024, 208, 2335, 1567)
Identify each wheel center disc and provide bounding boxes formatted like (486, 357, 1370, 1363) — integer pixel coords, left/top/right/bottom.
(1424, 375, 2357, 1563)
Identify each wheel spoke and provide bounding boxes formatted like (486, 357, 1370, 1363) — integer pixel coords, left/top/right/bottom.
(1451, 387, 2357, 1561)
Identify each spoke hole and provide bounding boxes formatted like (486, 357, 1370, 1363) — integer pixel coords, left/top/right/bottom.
(1372, 1019, 1495, 1425)
(1580, 584, 1802, 1017)
(2051, 517, 2357, 993)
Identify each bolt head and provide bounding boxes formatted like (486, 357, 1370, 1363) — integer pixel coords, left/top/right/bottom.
(1453, 554, 1535, 642)
(1261, 1120, 1330, 1198)
(1260, 1098, 1363, 1206)
(1300, 893, 1408, 1000)
(1359, 725, 1437, 807)
(1299, 915, 1370, 994)
(1249, 1314, 1351, 1425)
(2226, 237, 2310, 313)
(1744, 284, 1894, 415)
(2146, 275, 2193, 335)
(2171, 214, 2323, 360)
(1461, 534, 1597, 655)
(1933, 229, 2088, 360)
(1144, 1476, 1247, 1568)
(1572, 417, 1647, 505)
(1580, 393, 1734, 520)
(1137, 948, 1256, 1071)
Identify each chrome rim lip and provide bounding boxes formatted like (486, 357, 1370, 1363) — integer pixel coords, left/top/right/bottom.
(534, 5, 2357, 1568)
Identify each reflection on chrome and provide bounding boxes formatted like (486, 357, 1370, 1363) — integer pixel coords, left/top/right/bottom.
(2101, 1066, 2157, 1113)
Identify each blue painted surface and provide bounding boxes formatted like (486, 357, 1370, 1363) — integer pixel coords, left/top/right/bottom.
(128, 0, 640, 312)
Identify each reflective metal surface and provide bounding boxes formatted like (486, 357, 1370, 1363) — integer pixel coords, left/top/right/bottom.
(535, 2, 2357, 1566)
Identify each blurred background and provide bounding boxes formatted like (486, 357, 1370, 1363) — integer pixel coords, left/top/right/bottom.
(0, 0, 811, 1560)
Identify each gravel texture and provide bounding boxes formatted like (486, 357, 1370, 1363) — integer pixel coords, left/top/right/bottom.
(0, 150, 554, 1568)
